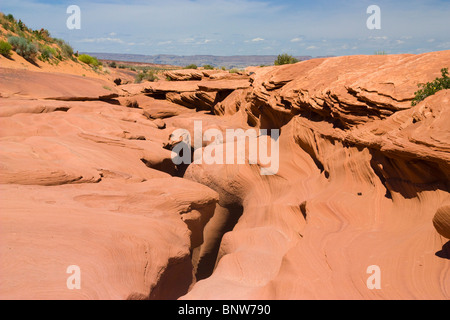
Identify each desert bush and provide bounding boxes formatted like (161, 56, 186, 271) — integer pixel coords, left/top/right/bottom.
(61, 43, 74, 58)
(184, 64, 198, 69)
(17, 20, 26, 31)
(38, 45, 57, 62)
(108, 61, 117, 68)
(274, 53, 299, 65)
(1, 14, 14, 31)
(55, 51, 64, 61)
(0, 40, 12, 58)
(203, 64, 214, 70)
(135, 72, 145, 83)
(5, 14, 15, 23)
(135, 70, 159, 83)
(7, 36, 37, 61)
(54, 38, 74, 59)
(38, 48, 51, 61)
(78, 54, 100, 66)
(31, 28, 51, 41)
(411, 68, 450, 106)
(16, 30, 27, 39)
(31, 30, 45, 41)
(229, 68, 240, 74)
(374, 50, 387, 55)
(1, 21, 9, 31)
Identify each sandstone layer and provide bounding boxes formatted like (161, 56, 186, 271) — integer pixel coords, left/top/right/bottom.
(1, 51, 449, 300)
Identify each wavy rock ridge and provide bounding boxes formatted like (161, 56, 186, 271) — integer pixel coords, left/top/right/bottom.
(182, 51, 450, 299)
(0, 51, 449, 299)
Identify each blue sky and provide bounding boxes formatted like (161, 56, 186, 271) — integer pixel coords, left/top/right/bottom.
(2, 0, 450, 56)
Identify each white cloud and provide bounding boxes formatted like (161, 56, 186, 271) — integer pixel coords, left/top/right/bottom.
(158, 40, 173, 46)
(251, 37, 265, 42)
(179, 38, 195, 44)
(197, 39, 213, 44)
(290, 37, 303, 42)
(306, 46, 318, 50)
(369, 36, 388, 41)
(78, 37, 125, 44)
(437, 42, 450, 48)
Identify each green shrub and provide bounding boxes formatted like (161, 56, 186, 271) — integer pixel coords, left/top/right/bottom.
(1, 21, 10, 31)
(62, 43, 74, 58)
(274, 53, 299, 66)
(5, 14, 15, 23)
(38, 49, 50, 61)
(374, 50, 387, 55)
(411, 68, 450, 106)
(135, 70, 159, 83)
(55, 51, 63, 61)
(0, 40, 12, 58)
(32, 28, 51, 41)
(17, 19, 27, 32)
(229, 68, 240, 74)
(16, 30, 27, 39)
(7, 36, 37, 61)
(54, 39, 74, 59)
(108, 61, 117, 68)
(78, 54, 100, 66)
(203, 64, 214, 70)
(38, 45, 57, 62)
(1, 14, 14, 31)
(184, 64, 198, 69)
(135, 72, 145, 83)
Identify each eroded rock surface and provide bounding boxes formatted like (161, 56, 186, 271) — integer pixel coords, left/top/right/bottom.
(181, 51, 450, 300)
(1, 51, 449, 300)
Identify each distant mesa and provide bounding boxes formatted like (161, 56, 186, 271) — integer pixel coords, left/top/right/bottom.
(85, 53, 318, 69)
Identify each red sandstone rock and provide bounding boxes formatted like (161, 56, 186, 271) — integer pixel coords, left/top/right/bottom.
(0, 67, 119, 101)
(1, 51, 449, 300)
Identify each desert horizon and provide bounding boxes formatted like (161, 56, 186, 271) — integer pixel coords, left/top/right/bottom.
(0, 0, 449, 306)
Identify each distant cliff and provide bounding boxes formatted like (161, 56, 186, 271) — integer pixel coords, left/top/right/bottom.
(85, 52, 317, 68)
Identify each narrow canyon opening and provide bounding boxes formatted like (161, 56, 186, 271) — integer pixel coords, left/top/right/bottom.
(193, 203, 244, 282)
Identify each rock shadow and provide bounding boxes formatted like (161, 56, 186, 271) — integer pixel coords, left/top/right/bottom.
(435, 241, 450, 260)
